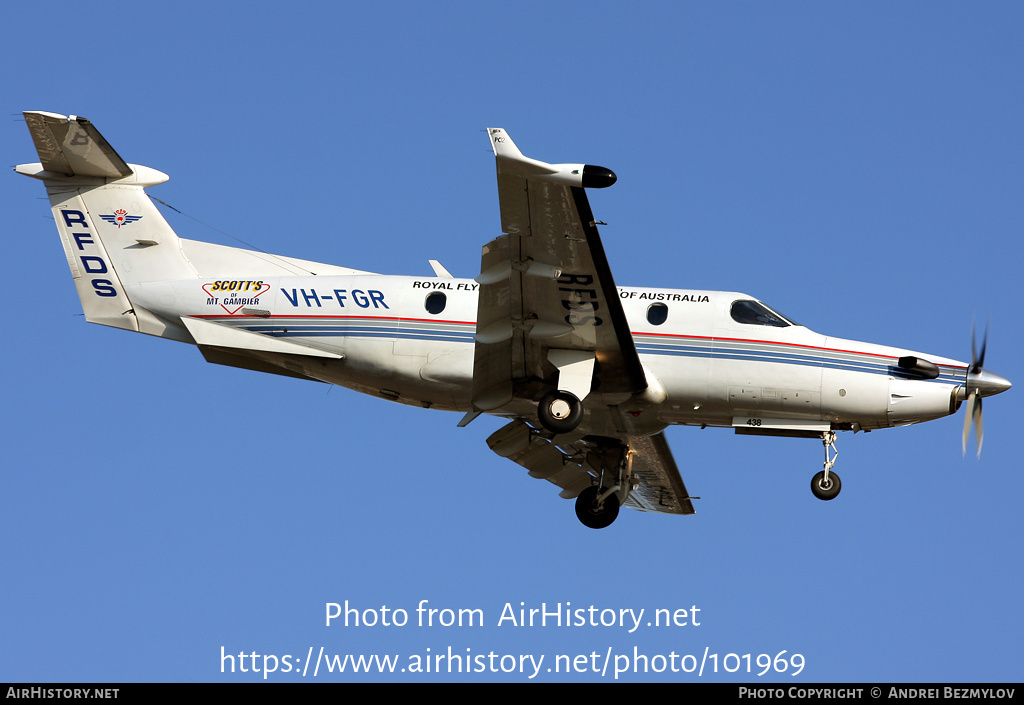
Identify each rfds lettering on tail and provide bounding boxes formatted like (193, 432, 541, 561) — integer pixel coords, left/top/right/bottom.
(16, 113, 1011, 528)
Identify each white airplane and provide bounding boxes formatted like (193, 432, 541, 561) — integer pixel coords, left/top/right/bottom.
(17, 112, 1011, 529)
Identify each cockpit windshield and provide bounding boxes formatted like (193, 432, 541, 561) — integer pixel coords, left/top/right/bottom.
(730, 300, 797, 327)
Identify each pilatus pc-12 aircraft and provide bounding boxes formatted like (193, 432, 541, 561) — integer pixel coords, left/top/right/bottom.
(17, 112, 1011, 528)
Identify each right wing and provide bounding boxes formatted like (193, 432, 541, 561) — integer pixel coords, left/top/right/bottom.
(486, 420, 696, 516)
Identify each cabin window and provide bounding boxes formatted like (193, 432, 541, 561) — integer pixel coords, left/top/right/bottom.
(646, 303, 668, 326)
(730, 300, 793, 327)
(424, 291, 447, 315)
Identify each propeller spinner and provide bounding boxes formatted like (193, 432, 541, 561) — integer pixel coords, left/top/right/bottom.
(961, 325, 1012, 457)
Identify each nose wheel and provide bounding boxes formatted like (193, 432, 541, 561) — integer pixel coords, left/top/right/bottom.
(811, 469, 841, 500)
(811, 431, 841, 500)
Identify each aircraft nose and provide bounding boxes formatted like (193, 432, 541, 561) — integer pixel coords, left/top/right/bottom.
(973, 368, 1012, 398)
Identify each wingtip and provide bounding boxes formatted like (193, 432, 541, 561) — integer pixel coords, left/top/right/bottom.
(486, 127, 523, 159)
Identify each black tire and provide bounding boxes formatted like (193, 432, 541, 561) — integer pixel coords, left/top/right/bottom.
(575, 486, 620, 529)
(811, 470, 841, 500)
(537, 390, 583, 434)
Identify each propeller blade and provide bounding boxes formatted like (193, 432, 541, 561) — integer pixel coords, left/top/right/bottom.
(962, 391, 976, 456)
(977, 324, 988, 370)
(971, 324, 977, 371)
(963, 321, 1000, 456)
(973, 395, 984, 458)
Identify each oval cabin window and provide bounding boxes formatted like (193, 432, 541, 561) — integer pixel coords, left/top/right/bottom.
(425, 291, 447, 315)
(646, 303, 668, 326)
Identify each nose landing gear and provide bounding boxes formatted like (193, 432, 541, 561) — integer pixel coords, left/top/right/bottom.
(810, 431, 841, 500)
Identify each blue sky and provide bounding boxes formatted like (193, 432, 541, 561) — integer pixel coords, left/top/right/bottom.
(3, 1, 1022, 683)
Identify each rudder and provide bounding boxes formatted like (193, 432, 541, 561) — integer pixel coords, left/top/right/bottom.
(17, 112, 198, 334)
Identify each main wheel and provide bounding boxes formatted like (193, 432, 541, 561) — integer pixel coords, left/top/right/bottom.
(537, 390, 583, 434)
(811, 470, 841, 500)
(575, 486, 620, 529)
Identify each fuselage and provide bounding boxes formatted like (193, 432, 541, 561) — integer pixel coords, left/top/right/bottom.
(127, 272, 968, 434)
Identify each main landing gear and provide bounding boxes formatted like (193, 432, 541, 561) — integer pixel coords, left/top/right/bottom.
(537, 389, 584, 435)
(810, 431, 841, 500)
(575, 486, 620, 529)
(574, 441, 631, 529)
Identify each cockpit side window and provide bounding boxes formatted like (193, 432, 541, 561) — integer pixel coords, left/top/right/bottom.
(730, 300, 794, 327)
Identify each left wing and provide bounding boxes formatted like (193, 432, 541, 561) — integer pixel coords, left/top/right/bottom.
(623, 432, 696, 515)
(470, 128, 647, 414)
(486, 421, 696, 516)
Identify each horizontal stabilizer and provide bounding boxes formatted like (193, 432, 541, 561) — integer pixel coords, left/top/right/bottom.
(181, 317, 342, 359)
(23, 112, 132, 179)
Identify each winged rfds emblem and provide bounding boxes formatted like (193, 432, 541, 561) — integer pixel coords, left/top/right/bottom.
(99, 209, 143, 228)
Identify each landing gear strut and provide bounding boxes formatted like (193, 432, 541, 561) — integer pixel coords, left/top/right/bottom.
(810, 431, 841, 500)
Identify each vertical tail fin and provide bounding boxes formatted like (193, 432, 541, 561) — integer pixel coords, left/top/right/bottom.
(17, 112, 197, 334)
